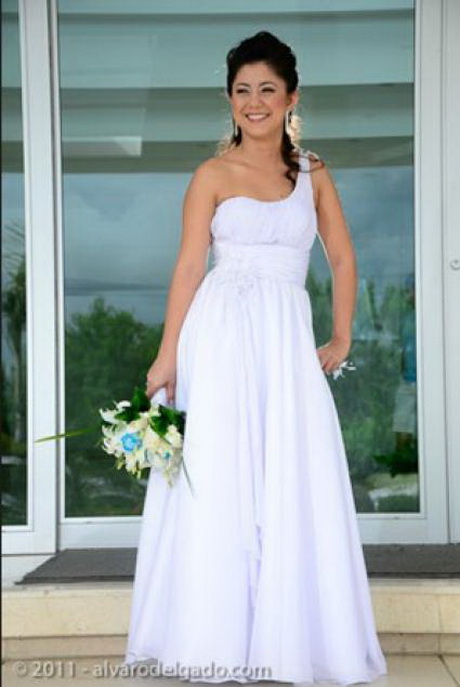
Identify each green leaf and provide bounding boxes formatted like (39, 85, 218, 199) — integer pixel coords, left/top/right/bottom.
(131, 385, 151, 413)
(150, 404, 186, 437)
(35, 425, 99, 443)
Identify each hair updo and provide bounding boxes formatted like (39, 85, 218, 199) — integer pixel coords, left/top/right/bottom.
(216, 31, 306, 186)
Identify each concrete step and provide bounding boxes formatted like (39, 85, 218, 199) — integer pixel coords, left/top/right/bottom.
(2, 579, 460, 661)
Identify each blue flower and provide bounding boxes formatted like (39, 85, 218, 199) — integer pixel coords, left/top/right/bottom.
(121, 432, 142, 453)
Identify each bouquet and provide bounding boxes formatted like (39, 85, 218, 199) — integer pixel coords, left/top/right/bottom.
(35, 385, 193, 495)
(100, 386, 193, 492)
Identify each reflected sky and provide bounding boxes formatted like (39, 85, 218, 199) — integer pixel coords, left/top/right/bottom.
(59, 165, 414, 324)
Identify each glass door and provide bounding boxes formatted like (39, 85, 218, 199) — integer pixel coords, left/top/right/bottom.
(54, 0, 447, 548)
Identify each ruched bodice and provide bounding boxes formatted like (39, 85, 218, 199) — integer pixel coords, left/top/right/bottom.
(208, 151, 318, 289)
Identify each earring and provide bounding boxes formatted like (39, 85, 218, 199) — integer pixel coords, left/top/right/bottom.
(285, 110, 291, 132)
(233, 118, 239, 138)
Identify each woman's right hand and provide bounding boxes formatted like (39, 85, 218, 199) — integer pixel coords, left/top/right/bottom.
(145, 353, 177, 406)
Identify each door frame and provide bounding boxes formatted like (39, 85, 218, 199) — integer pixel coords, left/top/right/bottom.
(2, 0, 59, 554)
(442, 0, 460, 544)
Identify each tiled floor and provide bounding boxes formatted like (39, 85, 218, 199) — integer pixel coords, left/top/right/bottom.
(2, 656, 460, 686)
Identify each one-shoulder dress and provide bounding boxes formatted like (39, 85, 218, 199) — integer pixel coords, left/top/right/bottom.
(123, 150, 388, 686)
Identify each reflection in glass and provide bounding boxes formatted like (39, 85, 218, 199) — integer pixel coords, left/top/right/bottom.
(309, 166, 418, 513)
(57, 1, 417, 516)
(1, 0, 27, 525)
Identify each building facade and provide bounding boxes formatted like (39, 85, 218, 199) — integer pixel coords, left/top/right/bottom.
(2, 0, 459, 555)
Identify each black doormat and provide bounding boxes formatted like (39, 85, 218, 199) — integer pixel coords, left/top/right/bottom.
(16, 544, 460, 585)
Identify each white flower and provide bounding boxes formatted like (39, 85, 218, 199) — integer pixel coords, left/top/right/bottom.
(150, 403, 161, 417)
(116, 400, 131, 409)
(129, 415, 149, 432)
(150, 453, 167, 470)
(102, 422, 125, 437)
(125, 452, 138, 473)
(155, 437, 171, 457)
(144, 426, 162, 452)
(332, 359, 357, 381)
(126, 447, 146, 472)
(165, 424, 183, 448)
(102, 437, 116, 455)
(103, 434, 125, 456)
(99, 408, 118, 423)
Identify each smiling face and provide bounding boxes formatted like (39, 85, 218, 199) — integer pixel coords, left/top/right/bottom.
(228, 60, 299, 141)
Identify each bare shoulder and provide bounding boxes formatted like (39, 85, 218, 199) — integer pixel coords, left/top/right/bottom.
(178, 158, 221, 256)
(303, 150, 336, 208)
(189, 156, 220, 188)
(192, 152, 243, 206)
(188, 154, 240, 196)
(184, 157, 222, 208)
(205, 150, 242, 179)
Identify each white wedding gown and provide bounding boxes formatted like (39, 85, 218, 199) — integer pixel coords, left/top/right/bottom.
(123, 151, 388, 686)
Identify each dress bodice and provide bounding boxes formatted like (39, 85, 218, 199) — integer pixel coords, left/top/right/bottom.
(210, 150, 318, 252)
(208, 150, 319, 288)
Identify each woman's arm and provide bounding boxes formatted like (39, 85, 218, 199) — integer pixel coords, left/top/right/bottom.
(310, 158, 358, 375)
(157, 159, 217, 361)
(146, 159, 217, 402)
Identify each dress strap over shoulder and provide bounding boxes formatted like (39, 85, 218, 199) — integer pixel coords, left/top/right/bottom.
(296, 150, 308, 173)
(305, 149, 321, 161)
(297, 148, 321, 173)
(304, 149, 325, 172)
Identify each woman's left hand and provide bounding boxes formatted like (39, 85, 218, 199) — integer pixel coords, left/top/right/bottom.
(317, 336, 351, 376)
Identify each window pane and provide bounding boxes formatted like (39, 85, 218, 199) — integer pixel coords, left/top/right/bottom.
(306, 9, 417, 514)
(1, 0, 27, 525)
(57, 1, 417, 517)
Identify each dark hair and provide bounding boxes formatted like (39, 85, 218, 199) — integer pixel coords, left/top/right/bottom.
(216, 31, 315, 185)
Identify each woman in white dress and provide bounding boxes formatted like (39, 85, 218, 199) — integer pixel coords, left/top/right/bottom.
(123, 31, 388, 686)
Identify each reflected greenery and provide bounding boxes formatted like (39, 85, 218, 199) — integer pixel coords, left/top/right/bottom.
(307, 268, 419, 513)
(62, 267, 419, 518)
(2, 0, 27, 526)
(1, 245, 27, 525)
(65, 297, 163, 516)
(2, 259, 420, 519)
